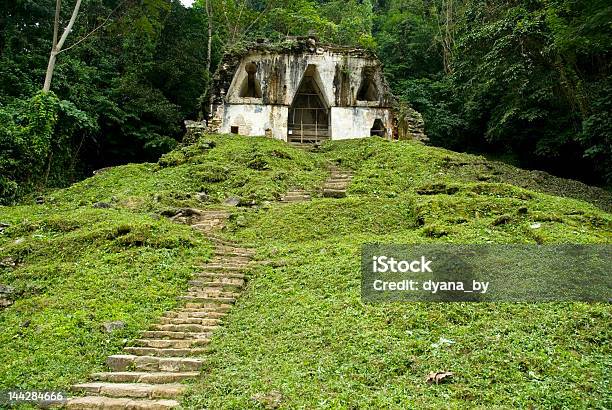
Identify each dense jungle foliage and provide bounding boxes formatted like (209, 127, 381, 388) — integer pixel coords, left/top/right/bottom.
(1, 0, 610, 204)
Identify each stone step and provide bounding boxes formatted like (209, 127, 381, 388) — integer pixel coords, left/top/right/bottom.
(197, 211, 230, 217)
(206, 235, 241, 247)
(186, 288, 241, 297)
(66, 396, 179, 409)
(204, 257, 251, 268)
(324, 181, 350, 187)
(322, 188, 347, 198)
(133, 338, 210, 349)
(195, 271, 246, 280)
(71, 382, 185, 399)
(90, 371, 199, 384)
(106, 355, 203, 372)
(183, 302, 233, 310)
(191, 219, 226, 226)
(163, 309, 227, 319)
(281, 198, 310, 203)
(202, 263, 249, 270)
(150, 323, 218, 333)
(188, 278, 244, 288)
(124, 347, 208, 357)
(214, 248, 254, 257)
(191, 222, 224, 230)
(158, 316, 221, 326)
(281, 194, 310, 200)
(282, 192, 310, 196)
(210, 254, 252, 261)
(178, 295, 237, 304)
(183, 289, 239, 298)
(213, 253, 253, 260)
(141, 331, 212, 340)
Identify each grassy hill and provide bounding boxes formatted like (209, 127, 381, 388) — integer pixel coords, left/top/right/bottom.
(1, 135, 610, 408)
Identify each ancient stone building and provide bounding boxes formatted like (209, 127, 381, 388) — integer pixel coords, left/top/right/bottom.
(207, 37, 397, 144)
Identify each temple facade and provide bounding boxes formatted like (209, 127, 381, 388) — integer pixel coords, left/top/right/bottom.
(208, 37, 396, 144)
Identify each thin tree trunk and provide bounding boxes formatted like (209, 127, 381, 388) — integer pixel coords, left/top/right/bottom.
(43, 53, 58, 92)
(206, 0, 212, 73)
(43, 0, 82, 92)
(204, 0, 214, 119)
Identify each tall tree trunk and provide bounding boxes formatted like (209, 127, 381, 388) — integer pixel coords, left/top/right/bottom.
(206, 0, 212, 74)
(43, 0, 82, 92)
(205, 0, 213, 120)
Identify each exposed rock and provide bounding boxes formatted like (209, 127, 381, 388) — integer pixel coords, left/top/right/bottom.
(184, 120, 209, 143)
(175, 208, 202, 217)
(416, 183, 459, 195)
(251, 390, 283, 409)
(492, 215, 512, 226)
(93, 167, 113, 175)
(0, 284, 14, 293)
(223, 197, 241, 207)
(0, 257, 16, 268)
(0, 284, 14, 308)
(234, 215, 247, 227)
(93, 202, 112, 209)
(102, 321, 126, 333)
(195, 192, 209, 202)
(426, 371, 454, 384)
(395, 103, 427, 141)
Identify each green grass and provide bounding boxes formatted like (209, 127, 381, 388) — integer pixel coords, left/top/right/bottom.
(0, 135, 324, 391)
(1, 135, 610, 408)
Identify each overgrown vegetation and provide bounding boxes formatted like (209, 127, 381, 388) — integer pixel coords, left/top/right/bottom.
(1, 1, 610, 204)
(4, 135, 608, 407)
(180, 136, 611, 408)
(0, 135, 325, 392)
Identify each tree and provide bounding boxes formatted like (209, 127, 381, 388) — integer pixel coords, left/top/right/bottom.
(43, 0, 82, 92)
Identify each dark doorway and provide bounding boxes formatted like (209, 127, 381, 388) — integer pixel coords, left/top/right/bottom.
(370, 118, 385, 137)
(239, 62, 262, 98)
(288, 65, 330, 144)
(357, 67, 378, 101)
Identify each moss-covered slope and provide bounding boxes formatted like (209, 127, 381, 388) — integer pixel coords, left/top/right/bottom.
(1, 135, 610, 408)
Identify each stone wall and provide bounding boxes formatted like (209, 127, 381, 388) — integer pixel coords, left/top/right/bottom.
(0, 284, 14, 309)
(330, 107, 393, 140)
(208, 39, 427, 142)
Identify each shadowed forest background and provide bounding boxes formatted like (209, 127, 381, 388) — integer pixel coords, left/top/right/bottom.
(1, 0, 610, 204)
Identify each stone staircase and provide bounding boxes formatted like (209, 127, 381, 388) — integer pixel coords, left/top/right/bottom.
(279, 189, 311, 203)
(322, 164, 353, 198)
(279, 164, 353, 204)
(65, 209, 254, 409)
(63, 164, 351, 408)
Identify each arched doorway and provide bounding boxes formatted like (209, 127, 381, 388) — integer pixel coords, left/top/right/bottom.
(288, 65, 329, 144)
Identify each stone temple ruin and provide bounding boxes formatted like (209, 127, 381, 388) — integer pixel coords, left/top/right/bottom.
(203, 37, 425, 144)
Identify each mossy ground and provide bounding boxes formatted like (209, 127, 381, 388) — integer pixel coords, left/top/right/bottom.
(1, 135, 610, 408)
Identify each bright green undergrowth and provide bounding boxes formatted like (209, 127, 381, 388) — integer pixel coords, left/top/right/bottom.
(0, 135, 324, 391)
(183, 137, 611, 409)
(0, 207, 208, 389)
(49, 135, 327, 212)
(1, 135, 610, 408)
